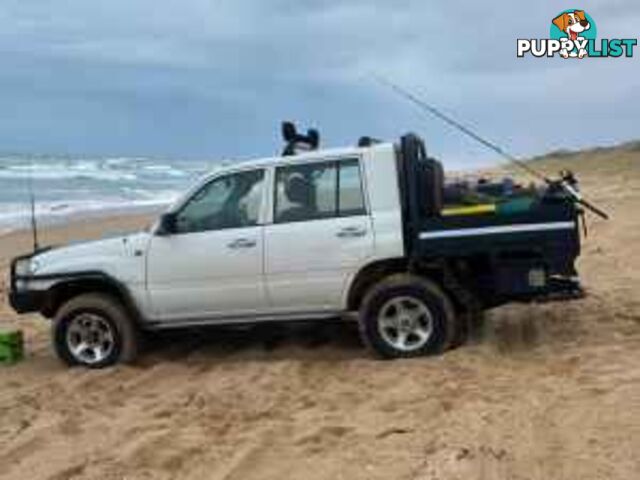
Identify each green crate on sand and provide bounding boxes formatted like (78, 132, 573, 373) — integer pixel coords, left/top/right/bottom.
(0, 330, 24, 364)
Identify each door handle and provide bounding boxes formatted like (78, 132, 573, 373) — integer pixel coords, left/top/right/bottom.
(336, 226, 367, 238)
(227, 238, 257, 249)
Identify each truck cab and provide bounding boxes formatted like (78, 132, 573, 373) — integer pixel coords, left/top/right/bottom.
(9, 127, 583, 368)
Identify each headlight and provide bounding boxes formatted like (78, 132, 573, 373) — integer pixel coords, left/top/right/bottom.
(30, 258, 41, 273)
(14, 258, 40, 276)
(14, 259, 31, 276)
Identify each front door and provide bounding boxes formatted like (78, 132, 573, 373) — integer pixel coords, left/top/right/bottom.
(264, 158, 374, 312)
(146, 168, 267, 322)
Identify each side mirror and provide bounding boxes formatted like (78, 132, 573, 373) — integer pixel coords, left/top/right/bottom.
(156, 212, 177, 236)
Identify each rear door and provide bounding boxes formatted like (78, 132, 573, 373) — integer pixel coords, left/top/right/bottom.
(264, 157, 374, 313)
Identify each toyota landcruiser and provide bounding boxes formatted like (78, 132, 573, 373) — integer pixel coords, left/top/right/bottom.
(8, 126, 584, 367)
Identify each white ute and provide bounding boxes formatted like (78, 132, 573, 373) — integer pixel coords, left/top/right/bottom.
(9, 126, 586, 367)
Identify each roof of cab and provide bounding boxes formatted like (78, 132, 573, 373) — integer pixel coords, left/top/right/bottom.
(218, 142, 395, 173)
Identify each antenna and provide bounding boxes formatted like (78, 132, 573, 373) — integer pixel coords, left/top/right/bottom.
(372, 74, 609, 219)
(27, 160, 39, 252)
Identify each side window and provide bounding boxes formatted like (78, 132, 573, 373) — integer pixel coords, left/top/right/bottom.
(274, 162, 336, 223)
(175, 169, 264, 233)
(274, 158, 366, 223)
(338, 159, 366, 216)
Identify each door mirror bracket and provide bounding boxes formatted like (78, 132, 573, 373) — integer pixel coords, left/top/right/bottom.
(156, 212, 177, 236)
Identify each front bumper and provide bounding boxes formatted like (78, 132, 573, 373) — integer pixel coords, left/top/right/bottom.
(7, 250, 49, 314)
(8, 290, 46, 314)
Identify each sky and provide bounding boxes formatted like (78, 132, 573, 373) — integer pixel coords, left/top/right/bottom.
(0, 0, 638, 168)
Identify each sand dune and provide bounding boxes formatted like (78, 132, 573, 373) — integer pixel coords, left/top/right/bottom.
(0, 146, 638, 480)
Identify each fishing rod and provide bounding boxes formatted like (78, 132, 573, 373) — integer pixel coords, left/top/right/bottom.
(27, 160, 39, 252)
(372, 74, 609, 220)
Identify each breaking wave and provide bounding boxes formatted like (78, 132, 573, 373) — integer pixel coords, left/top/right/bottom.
(0, 154, 216, 234)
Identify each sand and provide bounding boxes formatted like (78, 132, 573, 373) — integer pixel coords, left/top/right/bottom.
(0, 146, 638, 480)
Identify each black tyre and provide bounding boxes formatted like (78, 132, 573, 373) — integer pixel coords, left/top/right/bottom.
(52, 293, 139, 368)
(358, 274, 456, 359)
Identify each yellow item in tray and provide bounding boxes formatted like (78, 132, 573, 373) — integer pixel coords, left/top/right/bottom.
(441, 204, 496, 216)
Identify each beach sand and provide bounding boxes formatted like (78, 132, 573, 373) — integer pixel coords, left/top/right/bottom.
(0, 147, 638, 480)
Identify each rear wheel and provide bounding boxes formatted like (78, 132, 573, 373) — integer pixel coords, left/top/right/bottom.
(52, 293, 138, 368)
(358, 274, 455, 358)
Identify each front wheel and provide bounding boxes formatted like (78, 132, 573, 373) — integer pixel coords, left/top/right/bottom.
(52, 293, 139, 368)
(358, 274, 456, 359)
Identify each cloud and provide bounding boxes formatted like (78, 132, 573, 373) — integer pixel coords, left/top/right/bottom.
(0, 0, 638, 166)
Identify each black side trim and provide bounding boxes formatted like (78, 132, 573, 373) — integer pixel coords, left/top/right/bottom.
(9, 270, 144, 323)
(145, 310, 342, 330)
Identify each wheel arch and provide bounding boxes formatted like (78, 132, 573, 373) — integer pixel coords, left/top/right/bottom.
(346, 255, 487, 315)
(41, 273, 143, 324)
(345, 257, 409, 311)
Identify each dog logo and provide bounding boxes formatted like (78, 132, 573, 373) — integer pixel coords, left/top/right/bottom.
(552, 10, 592, 58)
(517, 9, 637, 59)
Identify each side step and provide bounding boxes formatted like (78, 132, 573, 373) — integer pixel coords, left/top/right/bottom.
(533, 277, 586, 304)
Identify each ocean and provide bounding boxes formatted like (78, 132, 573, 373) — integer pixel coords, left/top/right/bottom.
(0, 154, 216, 235)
